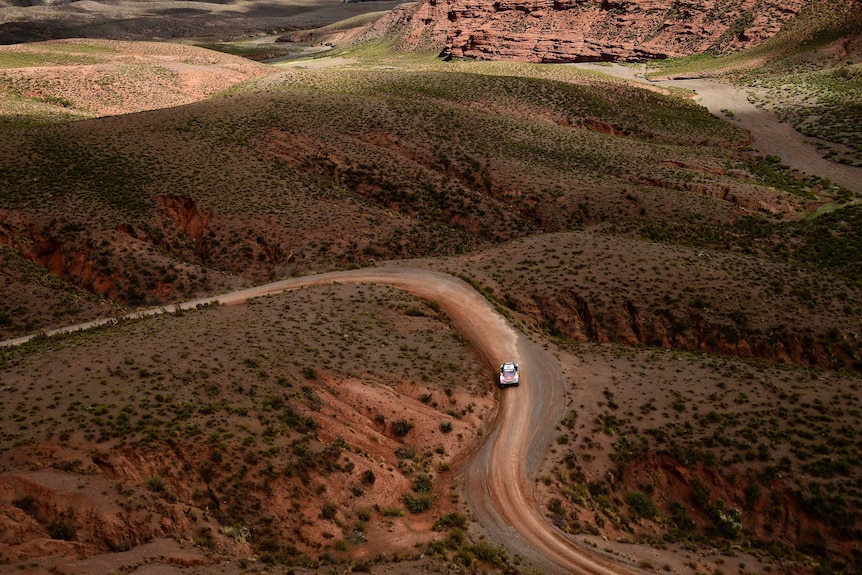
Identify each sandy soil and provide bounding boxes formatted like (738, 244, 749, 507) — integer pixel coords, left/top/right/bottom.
(0, 39, 275, 117)
(0, 267, 640, 574)
(575, 63, 862, 194)
(1, 280, 501, 574)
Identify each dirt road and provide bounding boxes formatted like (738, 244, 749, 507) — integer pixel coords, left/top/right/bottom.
(576, 63, 862, 194)
(1, 267, 632, 574)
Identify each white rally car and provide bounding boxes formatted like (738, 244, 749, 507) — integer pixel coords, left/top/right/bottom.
(499, 362, 520, 387)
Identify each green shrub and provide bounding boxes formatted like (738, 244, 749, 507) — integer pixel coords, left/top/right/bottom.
(392, 419, 414, 437)
(547, 497, 566, 516)
(413, 473, 432, 494)
(626, 491, 659, 519)
(12, 495, 38, 514)
(403, 493, 432, 514)
(321, 501, 338, 520)
(433, 512, 468, 531)
(147, 475, 165, 493)
(47, 519, 75, 540)
(459, 540, 507, 568)
(395, 446, 416, 459)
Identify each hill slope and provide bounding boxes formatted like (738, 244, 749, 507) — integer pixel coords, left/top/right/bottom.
(0, 0, 406, 45)
(1, 17, 862, 575)
(1, 52, 859, 366)
(0, 39, 272, 125)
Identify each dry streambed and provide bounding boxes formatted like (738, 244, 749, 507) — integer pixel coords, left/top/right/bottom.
(576, 63, 862, 194)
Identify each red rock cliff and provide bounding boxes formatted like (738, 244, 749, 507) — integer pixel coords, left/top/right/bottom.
(370, 0, 812, 62)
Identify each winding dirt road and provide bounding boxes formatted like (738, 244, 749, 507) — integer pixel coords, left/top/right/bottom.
(1, 267, 632, 574)
(576, 63, 862, 194)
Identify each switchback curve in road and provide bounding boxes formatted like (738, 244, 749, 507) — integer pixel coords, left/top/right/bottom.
(575, 63, 862, 195)
(1, 268, 634, 574)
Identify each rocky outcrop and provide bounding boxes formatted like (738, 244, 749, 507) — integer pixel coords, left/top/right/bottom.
(0, 444, 252, 566)
(373, 0, 813, 62)
(518, 288, 858, 371)
(156, 195, 209, 245)
(0, 211, 120, 299)
(0, 470, 193, 557)
(616, 454, 856, 560)
(0, 196, 211, 306)
(360, 0, 453, 52)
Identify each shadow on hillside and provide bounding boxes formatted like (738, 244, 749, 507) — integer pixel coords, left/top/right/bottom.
(0, 0, 404, 45)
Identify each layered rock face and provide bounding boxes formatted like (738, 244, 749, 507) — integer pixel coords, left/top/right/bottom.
(377, 0, 811, 62)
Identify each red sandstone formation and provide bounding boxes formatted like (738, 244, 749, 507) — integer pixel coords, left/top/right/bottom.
(368, 0, 812, 62)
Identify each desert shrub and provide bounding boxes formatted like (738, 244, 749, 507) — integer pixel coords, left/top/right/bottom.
(361, 469, 376, 485)
(547, 497, 566, 517)
(395, 446, 415, 459)
(626, 491, 659, 519)
(392, 419, 414, 437)
(321, 501, 338, 520)
(440, 421, 453, 433)
(561, 410, 578, 428)
(147, 475, 165, 493)
(278, 405, 318, 434)
(455, 540, 507, 568)
(744, 483, 761, 510)
(223, 525, 251, 544)
(433, 512, 468, 531)
(197, 526, 217, 550)
(691, 479, 711, 510)
(668, 502, 696, 537)
(47, 519, 75, 541)
(413, 473, 433, 493)
(403, 493, 432, 514)
(801, 487, 857, 530)
(711, 506, 743, 539)
(12, 495, 38, 514)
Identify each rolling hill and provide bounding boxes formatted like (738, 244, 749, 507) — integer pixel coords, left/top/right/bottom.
(1, 2, 861, 574)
